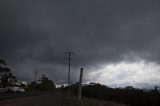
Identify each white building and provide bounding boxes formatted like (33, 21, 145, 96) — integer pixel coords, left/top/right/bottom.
(6, 86, 25, 93)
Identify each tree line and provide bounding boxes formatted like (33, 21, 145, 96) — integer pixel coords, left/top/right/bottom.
(59, 82, 160, 106)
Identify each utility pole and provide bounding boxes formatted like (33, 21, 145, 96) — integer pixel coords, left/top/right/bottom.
(34, 68, 38, 83)
(78, 68, 83, 100)
(65, 51, 75, 95)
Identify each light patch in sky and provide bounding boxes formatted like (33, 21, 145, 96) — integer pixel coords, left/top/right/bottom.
(88, 60, 160, 88)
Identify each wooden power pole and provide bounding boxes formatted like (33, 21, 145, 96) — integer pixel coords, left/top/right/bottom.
(34, 68, 38, 83)
(78, 68, 83, 100)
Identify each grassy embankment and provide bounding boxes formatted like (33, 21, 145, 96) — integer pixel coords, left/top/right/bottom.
(61, 93, 128, 106)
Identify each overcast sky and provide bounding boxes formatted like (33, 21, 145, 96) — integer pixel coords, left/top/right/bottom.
(1, 0, 160, 88)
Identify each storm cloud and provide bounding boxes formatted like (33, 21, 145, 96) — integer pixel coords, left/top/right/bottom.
(1, 0, 160, 87)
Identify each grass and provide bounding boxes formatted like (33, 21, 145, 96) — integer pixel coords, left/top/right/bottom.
(60, 93, 128, 106)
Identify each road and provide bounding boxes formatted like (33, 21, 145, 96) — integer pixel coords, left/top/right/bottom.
(0, 91, 62, 106)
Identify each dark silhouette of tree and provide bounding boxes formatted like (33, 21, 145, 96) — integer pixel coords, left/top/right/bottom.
(38, 74, 55, 91)
(0, 59, 6, 65)
(28, 74, 55, 92)
(0, 59, 16, 90)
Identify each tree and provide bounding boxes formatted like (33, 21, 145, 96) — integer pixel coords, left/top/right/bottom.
(0, 59, 6, 65)
(0, 59, 7, 87)
(39, 74, 55, 91)
(0, 59, 7, 79)
(28, 74, 56, 92)
(0, 59, 16, 89)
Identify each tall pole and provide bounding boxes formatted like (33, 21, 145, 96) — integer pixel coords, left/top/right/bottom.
(68, 53, 71, 88)
(65, 51, 75, 95)
(78, 68, 83, 100)
(34, 68, 38, 83)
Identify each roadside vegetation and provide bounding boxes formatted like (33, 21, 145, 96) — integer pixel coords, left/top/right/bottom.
(26, 74, 55, 92)
(61, 93, 128, 106)
(59, 82, 160, 106)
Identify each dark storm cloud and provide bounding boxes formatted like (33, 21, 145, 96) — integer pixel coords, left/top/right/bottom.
(1, 0, 160, 85)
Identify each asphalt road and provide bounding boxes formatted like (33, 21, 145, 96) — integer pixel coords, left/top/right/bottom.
(0, 91, 62, 106)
